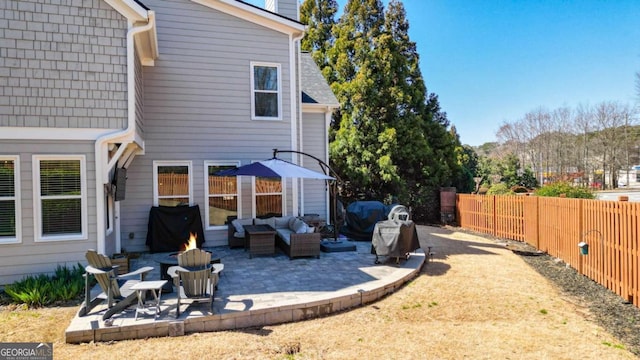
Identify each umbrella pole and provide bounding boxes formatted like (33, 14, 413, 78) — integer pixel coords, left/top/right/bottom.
(273, 149, 343, 241)
(332, 181, 338, 241)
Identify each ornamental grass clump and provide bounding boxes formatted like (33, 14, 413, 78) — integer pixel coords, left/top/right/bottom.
(3, 264, 85, 307)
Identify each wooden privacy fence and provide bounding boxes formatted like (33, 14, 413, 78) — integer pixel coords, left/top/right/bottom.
(457, 194, 640, 308)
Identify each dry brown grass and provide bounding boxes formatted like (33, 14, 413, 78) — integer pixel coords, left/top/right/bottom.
(1, 226, 636, 359)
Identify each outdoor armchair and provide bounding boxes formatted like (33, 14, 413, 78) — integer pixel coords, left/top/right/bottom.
(167, 248, 222, 317)
(80, 250, 153, 320)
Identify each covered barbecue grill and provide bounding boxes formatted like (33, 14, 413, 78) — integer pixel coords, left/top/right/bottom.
(371, 205, 420, 264)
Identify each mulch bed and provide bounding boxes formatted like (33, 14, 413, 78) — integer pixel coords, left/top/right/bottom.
(515, 243, 640, 356)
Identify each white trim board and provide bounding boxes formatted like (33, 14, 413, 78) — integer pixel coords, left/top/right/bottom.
(1, 127, 123, 140)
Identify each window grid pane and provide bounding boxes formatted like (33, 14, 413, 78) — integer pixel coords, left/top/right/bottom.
(0, 201, 16, 237)
(157, 166, 189, 197)
(0, 160, 15, 197)
(39, 159, 83, 237)
(255, 177, 281, 217)
(208, 165, 238, 227)
(40, 160, 80, 196)
(256, 195, 282, 217)
(41, 198, 82, 235)
(254, 93, 279, 117)
(254, 66, 278, 91)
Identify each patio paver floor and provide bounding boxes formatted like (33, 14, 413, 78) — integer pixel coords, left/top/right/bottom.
(65, 239, 426, 343)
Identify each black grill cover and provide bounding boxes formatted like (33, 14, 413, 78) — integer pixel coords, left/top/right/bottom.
(146, 205, 205, 253)
(371, 220, 420, 258)
(341, 201, 394, 241)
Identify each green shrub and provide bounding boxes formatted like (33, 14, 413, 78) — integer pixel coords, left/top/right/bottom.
(534, 181, 595, 199)
(3, 263, 86, 307)
(486, 183, 515, 196)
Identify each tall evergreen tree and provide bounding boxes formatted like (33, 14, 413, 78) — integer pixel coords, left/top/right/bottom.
(302, 0, 463, 221)
(328, 0, 393, 199)
(300, 0, 338, 80)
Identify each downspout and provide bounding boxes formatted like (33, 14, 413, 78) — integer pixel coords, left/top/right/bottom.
(94, 11, 156, 254)
(324, 110, 331, 222)
(290, 30, 304, 216)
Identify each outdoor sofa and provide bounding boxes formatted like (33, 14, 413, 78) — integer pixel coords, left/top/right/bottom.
(227, 215, 321, 259)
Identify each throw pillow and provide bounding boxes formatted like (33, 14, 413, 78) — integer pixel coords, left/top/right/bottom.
(292, 218, 307, 234)
(231, 218, 253, 236)
(306, 226, 315, 233)
(275, 216, 294, 229)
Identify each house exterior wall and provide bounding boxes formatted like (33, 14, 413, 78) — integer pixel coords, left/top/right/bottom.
(276, 0, 298, 20)
(0, 141, 98, 285)
(264, 0, 297, 20)
(301, 111, 329, 219)
(0, 0, 128, 129)
(0, 0, 129, 284)
(119, 0, 298, 251)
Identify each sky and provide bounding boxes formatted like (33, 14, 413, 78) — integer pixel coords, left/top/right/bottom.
(248, 0, 640, 146)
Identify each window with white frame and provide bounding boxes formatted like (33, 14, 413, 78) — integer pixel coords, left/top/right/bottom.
(33, 156, 87, 241)
(254, 177, 282, 217)
(154, 161, 192, 207)
(251, 62, 282, 120)
(0, 156, 20, 244)
(205, 161, 240, 228)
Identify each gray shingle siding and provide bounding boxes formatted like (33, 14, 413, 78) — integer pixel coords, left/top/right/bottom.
(0, 0, 128, 129)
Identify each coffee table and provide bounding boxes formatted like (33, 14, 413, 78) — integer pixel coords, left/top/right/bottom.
(243, 224, 276, 258)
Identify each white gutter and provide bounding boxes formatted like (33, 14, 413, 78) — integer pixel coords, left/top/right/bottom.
(324, 111, 331, 223)
(94, 11, 156, 254)
(290, 31, 304, 216)
(297, 38, 305, 216)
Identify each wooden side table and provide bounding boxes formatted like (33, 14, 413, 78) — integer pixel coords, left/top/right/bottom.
(243, 224, 276, 258)
(130, 280, 167, 320)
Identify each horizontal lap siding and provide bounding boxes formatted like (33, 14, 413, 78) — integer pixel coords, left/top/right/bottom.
(302, 112, 328, 219)
(0, 141, 97, 285)
(120, 0, 295, 251)
(276, 0, 298, 20)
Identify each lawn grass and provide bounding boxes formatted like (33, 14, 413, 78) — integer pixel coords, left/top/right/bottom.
(0, 226, 635, 359)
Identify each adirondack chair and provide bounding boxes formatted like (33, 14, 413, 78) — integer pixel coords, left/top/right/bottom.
(80, 250, 153, 320)
(167, 248, 221, 317)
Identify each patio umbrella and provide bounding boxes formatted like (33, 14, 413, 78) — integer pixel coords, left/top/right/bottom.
(215, 157, 335, 180)
(216, 154, 341, 242)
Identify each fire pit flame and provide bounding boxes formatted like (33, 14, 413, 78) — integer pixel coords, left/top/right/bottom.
(182, 232, 198, 252)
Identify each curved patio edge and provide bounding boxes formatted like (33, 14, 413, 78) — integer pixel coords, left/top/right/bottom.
(65, 249, 425, 343)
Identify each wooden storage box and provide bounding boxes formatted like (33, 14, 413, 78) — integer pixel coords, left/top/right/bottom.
(111, 254, 129, 275)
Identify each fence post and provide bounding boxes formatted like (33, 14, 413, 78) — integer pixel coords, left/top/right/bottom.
(578, 199, 584, 275)
(492, 195, 497, 236)
(533, 196, 539, 248)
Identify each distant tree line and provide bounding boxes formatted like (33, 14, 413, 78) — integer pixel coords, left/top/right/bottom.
(495, 102, 638, 189)
(301, 0, 473, 222)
